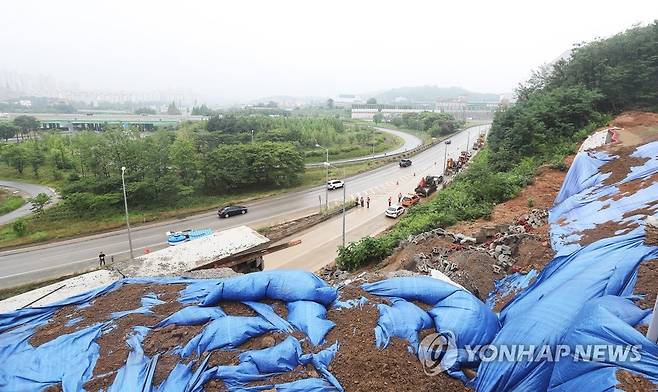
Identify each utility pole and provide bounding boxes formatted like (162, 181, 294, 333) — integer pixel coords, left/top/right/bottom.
(342, 181, 346, 248)
(316, 144, 329, 211)
(121, 167, 134, 262)
(443, 141, 449, 172)
(251, 129, 254, 143)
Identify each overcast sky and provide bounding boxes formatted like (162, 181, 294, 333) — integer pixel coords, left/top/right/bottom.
(1, 0, 655, 103)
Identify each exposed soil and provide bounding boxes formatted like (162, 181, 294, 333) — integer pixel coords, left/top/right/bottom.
(578, 221, 639, 247)
(324, 292, 471, 392)
(615, 369, 656, 392)
(599, 172, 658, 202)
(599, 146, 650, 186)
(612, 111, 658, 148)
(634, 259, 658, 310)
(450, 165, 568, 237)
(30, 283, 185, 347)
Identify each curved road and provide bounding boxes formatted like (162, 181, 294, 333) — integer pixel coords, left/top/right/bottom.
(0, 180, 59, 226)
(305, 127, 423, 167)
(0, 125, 489, 288)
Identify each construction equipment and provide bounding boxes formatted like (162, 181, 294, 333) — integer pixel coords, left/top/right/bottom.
(415, 175, 444, 197)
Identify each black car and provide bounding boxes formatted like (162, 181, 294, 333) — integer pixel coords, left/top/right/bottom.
(399, 159, 412, 167)
(218, 205, 248, 218)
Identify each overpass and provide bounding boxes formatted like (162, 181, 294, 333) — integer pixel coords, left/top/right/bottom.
(4, 113, 209, 131)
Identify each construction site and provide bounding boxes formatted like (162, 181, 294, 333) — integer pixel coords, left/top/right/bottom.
(1, 112, 658, 391)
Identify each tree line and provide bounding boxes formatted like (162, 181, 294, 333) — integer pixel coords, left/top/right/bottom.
(390, 112, 463, 137)
(337, 21, 658, 270)
(0, 127, 304, 218)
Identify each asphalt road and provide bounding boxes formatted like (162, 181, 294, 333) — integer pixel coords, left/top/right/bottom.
(0, 180, 59, 225)
(0, 125, 489, 288)
(305, 127, 423, 167)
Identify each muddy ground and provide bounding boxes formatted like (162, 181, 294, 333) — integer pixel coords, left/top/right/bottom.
(27, 282, 473, 391)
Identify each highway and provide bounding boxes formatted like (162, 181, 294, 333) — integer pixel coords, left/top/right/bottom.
(0, 180, 59, 225)
(0, 125, 488, 288)
(305, 127, 423, 167)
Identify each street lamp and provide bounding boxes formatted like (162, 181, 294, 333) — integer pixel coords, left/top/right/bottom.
(326, 161, 347, 248)
(251, 129, 254, 144)
(121, 166, 135, 262)
(443, 141, 449, 172)
(316, 143, 329, 211)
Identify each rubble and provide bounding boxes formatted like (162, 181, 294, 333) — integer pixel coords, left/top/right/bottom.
(646, 215, 658, 246)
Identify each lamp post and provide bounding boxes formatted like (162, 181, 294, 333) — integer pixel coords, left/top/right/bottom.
(121, 166, 134, 262)
(251, 129, 254, 144)
(326, 162, 347, 247)
(443, 141, 449, 172)
(316, 143, 329, 211)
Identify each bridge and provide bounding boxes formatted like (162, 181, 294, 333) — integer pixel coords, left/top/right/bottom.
(4, 113, 209, 131)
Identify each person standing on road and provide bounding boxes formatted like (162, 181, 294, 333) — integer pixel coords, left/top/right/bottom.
(360, 196, 364, 207)
(366, 197, 370, 208)
(388, 196, 392, 206)
(98, 251, 106, 267)
(398, 192, 402, 203)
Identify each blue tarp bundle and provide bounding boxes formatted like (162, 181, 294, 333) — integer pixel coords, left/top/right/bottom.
(476, 142, 658, 391)
(0, 272, 343, 391)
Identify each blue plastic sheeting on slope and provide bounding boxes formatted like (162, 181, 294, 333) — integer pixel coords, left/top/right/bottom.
(547, 296, 658, 391)
(201, 271, 338, 306)
(243, 301, 293, 332)
(374, 297, 433, 351)
(485, 270, 538, 309)
(553, 150, 613, 206)
(364, 277, 500, 380)
(475, 232, 658, 391)
(429, 290, 501, 361)
(0, 322, 102, 391)
(181, 316, 280, 357)
(108, 327, 158, 392)
(287, 301, 336, 346)
(212, 337, 342, 391)
(155, 306, 226, 328)
(362, 276, 462, 305)
(549, 141, 658, 255)
(0, 271, 346, 392)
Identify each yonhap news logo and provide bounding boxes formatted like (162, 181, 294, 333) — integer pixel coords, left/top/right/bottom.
(418, 331, 642, 376)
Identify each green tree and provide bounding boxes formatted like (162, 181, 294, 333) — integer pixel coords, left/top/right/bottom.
(28, 192, 51, 214)
(326, 98, 334, 109)
(167, 102, 181, 115)
(3, 144, 29, 174)
(373, 113, 384, 123)
(135, 107, 156, 115)
(0, 122, 17, 141)
(13, 115, 40, 139)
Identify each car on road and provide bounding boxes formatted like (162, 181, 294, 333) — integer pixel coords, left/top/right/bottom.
(399, 159, 412, 167)
(327, 179, 344, 190)
(445, 140, 452, 145)
(385, 204, 405, 218)
(401, 194, 420, 207)
(218, 205, 248, 218)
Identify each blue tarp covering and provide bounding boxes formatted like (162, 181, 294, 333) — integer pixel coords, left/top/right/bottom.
(2, 142, 658, 391)
(476, 142, 658, 391)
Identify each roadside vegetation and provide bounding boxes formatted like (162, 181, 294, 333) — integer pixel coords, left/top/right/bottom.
(0, 189, 25, 215)
(0, 112, 412, 248)
(337, 22, 657, 270)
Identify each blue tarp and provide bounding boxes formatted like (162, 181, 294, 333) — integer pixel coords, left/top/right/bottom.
(476, 142, 658, 391)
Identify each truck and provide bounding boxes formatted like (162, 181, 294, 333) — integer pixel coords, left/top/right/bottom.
(415, 175, 444, 197)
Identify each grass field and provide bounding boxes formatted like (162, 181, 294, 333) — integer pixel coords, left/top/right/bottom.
(0, 190, 26, 215)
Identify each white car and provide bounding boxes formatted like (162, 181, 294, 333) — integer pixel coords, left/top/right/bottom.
(385, 204, 405, 218)
(327, 180, 344, 190)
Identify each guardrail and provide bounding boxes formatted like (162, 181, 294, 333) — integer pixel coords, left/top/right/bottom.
(307, 124, 490, 169)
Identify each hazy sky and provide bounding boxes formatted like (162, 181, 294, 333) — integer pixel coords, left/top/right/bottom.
(1, 0, 656, 103)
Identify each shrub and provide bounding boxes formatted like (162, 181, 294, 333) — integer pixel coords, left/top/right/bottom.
(12, 219, 28, 237)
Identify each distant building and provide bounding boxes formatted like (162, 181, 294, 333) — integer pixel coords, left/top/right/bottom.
(18, 99, 32, 108)
(333, 94, 362, 108)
